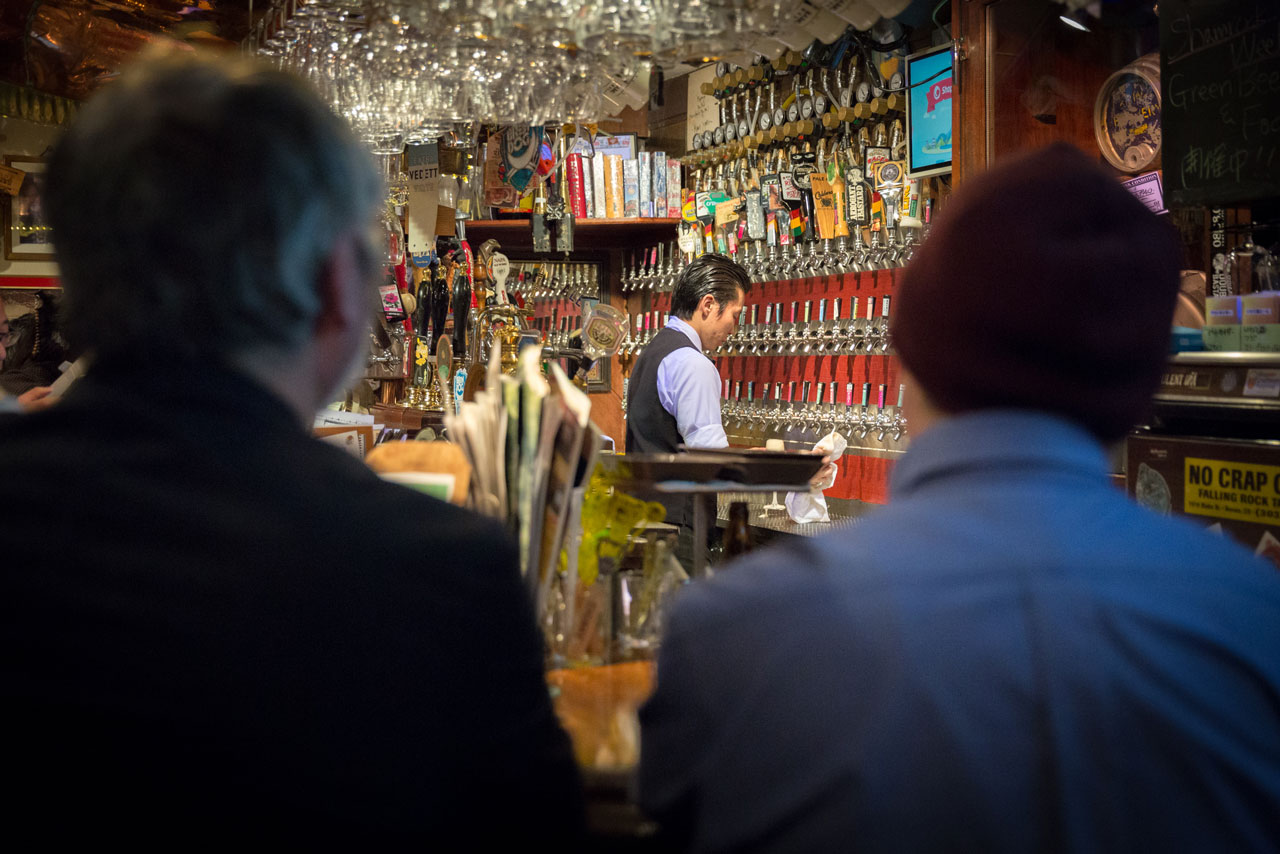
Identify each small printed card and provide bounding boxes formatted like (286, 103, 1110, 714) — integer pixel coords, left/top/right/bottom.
(1122, 171, 1167, 215)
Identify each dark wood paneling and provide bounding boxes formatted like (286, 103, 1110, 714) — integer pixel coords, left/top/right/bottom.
(957, 0, 1158, 182)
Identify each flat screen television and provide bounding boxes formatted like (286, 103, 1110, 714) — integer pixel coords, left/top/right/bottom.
(905, 43, 955, 179)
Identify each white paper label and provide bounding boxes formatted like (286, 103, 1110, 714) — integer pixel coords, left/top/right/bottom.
(406, 143, 439, 264)
(1244, 369, 1280, 398)
(686, 64, 720, 151)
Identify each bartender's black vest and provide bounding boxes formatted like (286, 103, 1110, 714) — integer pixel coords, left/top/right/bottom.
(626, 325, 698, 455)
(626, 325, 708, 529)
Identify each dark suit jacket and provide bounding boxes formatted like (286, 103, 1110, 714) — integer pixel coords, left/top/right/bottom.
(1, 361, 583, 846)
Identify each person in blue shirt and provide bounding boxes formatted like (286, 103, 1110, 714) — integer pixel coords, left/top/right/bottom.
(638, 143, 1280, 853)
(626, 253, 747, 456)
(626, 253, 749, 560)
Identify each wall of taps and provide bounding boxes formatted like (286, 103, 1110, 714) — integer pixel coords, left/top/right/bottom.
(513, 260, 603, 349)
(619, 247, 911, 506)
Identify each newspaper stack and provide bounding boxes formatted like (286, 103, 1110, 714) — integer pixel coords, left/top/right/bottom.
(445, 341, 605, 617)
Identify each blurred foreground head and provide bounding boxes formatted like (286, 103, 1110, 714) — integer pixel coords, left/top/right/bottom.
(45, 49, 382, 391)
(892, 143, 1181, 441)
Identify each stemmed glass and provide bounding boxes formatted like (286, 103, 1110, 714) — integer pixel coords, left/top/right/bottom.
(1230, 230, 1278, 294)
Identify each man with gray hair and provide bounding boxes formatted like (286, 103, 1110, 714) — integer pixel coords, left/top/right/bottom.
(0, 50, 582, 844)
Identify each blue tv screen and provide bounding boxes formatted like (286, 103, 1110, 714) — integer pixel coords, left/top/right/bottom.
(906, 44, 954, 178)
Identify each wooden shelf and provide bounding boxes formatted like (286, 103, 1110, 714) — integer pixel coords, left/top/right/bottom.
(463, 217, 681, 252)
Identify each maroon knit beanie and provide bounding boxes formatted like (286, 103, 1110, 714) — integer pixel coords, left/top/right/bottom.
(892, 143, 1181, 441)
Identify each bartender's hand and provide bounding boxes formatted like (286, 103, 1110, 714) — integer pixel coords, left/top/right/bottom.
(809, 453, 839, 491)
(17, 386, 56, 412)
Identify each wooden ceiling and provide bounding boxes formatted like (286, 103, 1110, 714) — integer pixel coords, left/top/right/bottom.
(0, 1, 259, 100)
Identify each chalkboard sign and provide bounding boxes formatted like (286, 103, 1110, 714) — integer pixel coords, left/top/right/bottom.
(1161, 0, 1280, 206)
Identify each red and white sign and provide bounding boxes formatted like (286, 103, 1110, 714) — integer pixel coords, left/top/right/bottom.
(926, 77, 953, 113)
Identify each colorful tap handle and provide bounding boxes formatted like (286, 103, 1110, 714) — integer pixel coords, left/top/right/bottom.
(763, 304, 772, 324)
(724, 378, 730, 399)
(897, 383, 905, 407)
(845, 382, 854, 406)
(850, 296, 858, 320)
(861, 382, 870, 406)
(790, 301, 799, 323)
(815, 382, 825, 403)
(747, 380, 755, 401)
(817, 299, 826, 322)
(881, 294, 891, 318)
(803, 300, 812, 323)
(830, 383, 838, 404)
(877, 383, 886, 408)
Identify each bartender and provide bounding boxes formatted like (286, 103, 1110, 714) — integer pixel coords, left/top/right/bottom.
(625, 254, 749, 560)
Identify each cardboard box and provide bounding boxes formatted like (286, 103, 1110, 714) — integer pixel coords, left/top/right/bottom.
(604, 155, 624, 218)
(1203, 325, 1242, 351)
(1204, 295, 1242, 352)
(591, 155, 606, 217)
(667, 160, 682, 218)
(623, 158, 640, 218)
(638, 151, 652, 217)
(652, 151, 667, 219)
(1205, 294, 1241, 325)
(1242, 324, 1280, 352)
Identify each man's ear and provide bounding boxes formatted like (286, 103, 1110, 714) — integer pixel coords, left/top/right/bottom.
(313, 233, 363, 336)
(698, 293, 718, 319)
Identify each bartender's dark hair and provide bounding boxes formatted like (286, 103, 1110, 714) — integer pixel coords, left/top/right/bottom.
(670, 254, 750, 320)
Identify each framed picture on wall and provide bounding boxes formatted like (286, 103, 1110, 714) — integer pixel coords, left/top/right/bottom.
(3, 156, 54, 261)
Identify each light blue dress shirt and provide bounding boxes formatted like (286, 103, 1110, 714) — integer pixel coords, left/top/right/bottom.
(656, 315, 727, 449)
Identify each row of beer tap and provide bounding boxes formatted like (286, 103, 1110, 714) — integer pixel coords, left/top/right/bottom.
(532, 312, 586, 350)
(619, 294, 893, 359)
(721, 379, 908, 446)
(621, 225, 916, 293)
(638, 33, 934, 293)
(512, 261, 601, 302)
(618, 124, 928, 294)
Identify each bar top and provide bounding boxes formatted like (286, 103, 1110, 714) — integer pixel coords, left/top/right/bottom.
(715, 492, 880, 537)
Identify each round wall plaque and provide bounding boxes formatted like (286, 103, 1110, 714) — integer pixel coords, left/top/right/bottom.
(1094, 53, 1162, 173)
